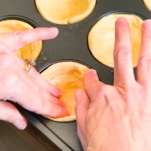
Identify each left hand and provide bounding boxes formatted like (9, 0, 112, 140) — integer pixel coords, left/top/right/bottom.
(0, 27, 69, 130)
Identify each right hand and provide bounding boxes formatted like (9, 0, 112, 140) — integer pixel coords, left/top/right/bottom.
(75, 18, 151, 151)
(0, 27, 69, 130)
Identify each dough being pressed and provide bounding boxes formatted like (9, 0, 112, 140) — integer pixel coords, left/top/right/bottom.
(41, 61, 89, 122)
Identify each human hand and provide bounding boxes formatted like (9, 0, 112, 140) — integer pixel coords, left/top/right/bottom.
(0, 28, 69, 130)
(75, 18, 151, 151)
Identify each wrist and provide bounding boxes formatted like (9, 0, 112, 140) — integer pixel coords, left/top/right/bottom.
(87, 127, 108, 151)
(87, 127, 151, 151)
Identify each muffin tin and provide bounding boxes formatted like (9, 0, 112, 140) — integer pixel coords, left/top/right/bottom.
(1, 0, 151, 150)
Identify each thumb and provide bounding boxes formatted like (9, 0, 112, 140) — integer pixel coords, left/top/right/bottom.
(75, 89, 90, 150)
(84, 69, 105, 102)
(75, 89, 90, 124)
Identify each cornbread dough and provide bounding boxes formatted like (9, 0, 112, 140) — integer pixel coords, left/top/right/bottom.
(0, 20, 42, 61)
(143, 0, 151, 11)
(41, 61, 89, 122)
(35, 0, 96, 24)
(88, 14, 143, 67)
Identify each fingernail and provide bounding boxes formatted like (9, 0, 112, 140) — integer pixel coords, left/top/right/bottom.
(13, 120, 26, 130)
(49, 27, 59, 34)
(116, 17, 128, 25)
(143, 20, 151, 31)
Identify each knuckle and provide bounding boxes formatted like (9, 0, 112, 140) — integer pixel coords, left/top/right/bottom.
(34, 28, 40, 33)
(0, 52, 15, 67)
(12, 31, 25, 44)
(139, 56, 151, 68)
(34, 28, 43, 36)
(6, 113, 16, 123)
(34, 98, 51, 116)
(144, 34, 151, 40)
(97, 85, 110, 99)
(38, 98, 46, 109)
(34, 89, 46, 112)
(2, 73, 18, 88)
(114, 47, 131, 60)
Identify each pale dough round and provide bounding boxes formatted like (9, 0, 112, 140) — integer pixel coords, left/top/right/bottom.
(88, 14, 143, 67)
(41, 61, 89, 122)
(35, 0, 96, 24)
(0, 19, 42, 61)
(143, 0, 151, 11)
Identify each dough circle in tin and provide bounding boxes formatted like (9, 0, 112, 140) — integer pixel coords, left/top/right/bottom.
(35, 0, 96, 24)
(88, 13, 143, 68)
(41, 61, 89, 122)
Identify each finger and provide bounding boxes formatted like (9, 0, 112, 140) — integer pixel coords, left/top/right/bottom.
(84, 69, 105, 101)
(14, 75, 69, 117)
(0, 27, 61, 98)
(137, 20, 151, 86)
(114, 17, 134, 86)
(27, 66, 62, 98)
(7, 53, 62, 98)
(34, 87, 65, 108)
(0, 52, 69, 118)
(75, 89, 89, 149)
(0, 101, 27, 130)
(0, 27, 59, 52)
(2, 64, 69, 118)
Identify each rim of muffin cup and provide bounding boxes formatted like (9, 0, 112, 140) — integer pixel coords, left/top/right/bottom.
(39, 59, 105, 84)
(97, 11, 145, 24)
(88, 10, 146, 36)
(39, 59, 106, 85)
(39, 59, 93, 73)
(87, 11, 146, 67)
(34, 0, 97, 25)
(0, 15, 40, 28)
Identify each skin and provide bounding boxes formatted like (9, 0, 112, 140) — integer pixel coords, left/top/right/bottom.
(75, 18, 151, 151)
(1, 17, 151, 150)
(0, 27, 69, 130)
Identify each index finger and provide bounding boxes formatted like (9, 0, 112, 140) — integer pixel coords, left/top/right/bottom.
(0, 27, 59, 51)
(114, 17, 135, 86)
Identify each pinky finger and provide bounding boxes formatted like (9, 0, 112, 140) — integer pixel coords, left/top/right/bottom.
(0, 101, 27, 130)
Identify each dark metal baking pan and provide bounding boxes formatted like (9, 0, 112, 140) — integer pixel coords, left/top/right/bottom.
(0, 0, 151, 150)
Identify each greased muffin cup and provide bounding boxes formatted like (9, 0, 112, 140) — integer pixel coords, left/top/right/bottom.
(88, 11, 145, 68)
(0, 15, 43, 61)
(0, 1, 150, 151)
(40, 60, 92, 122)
